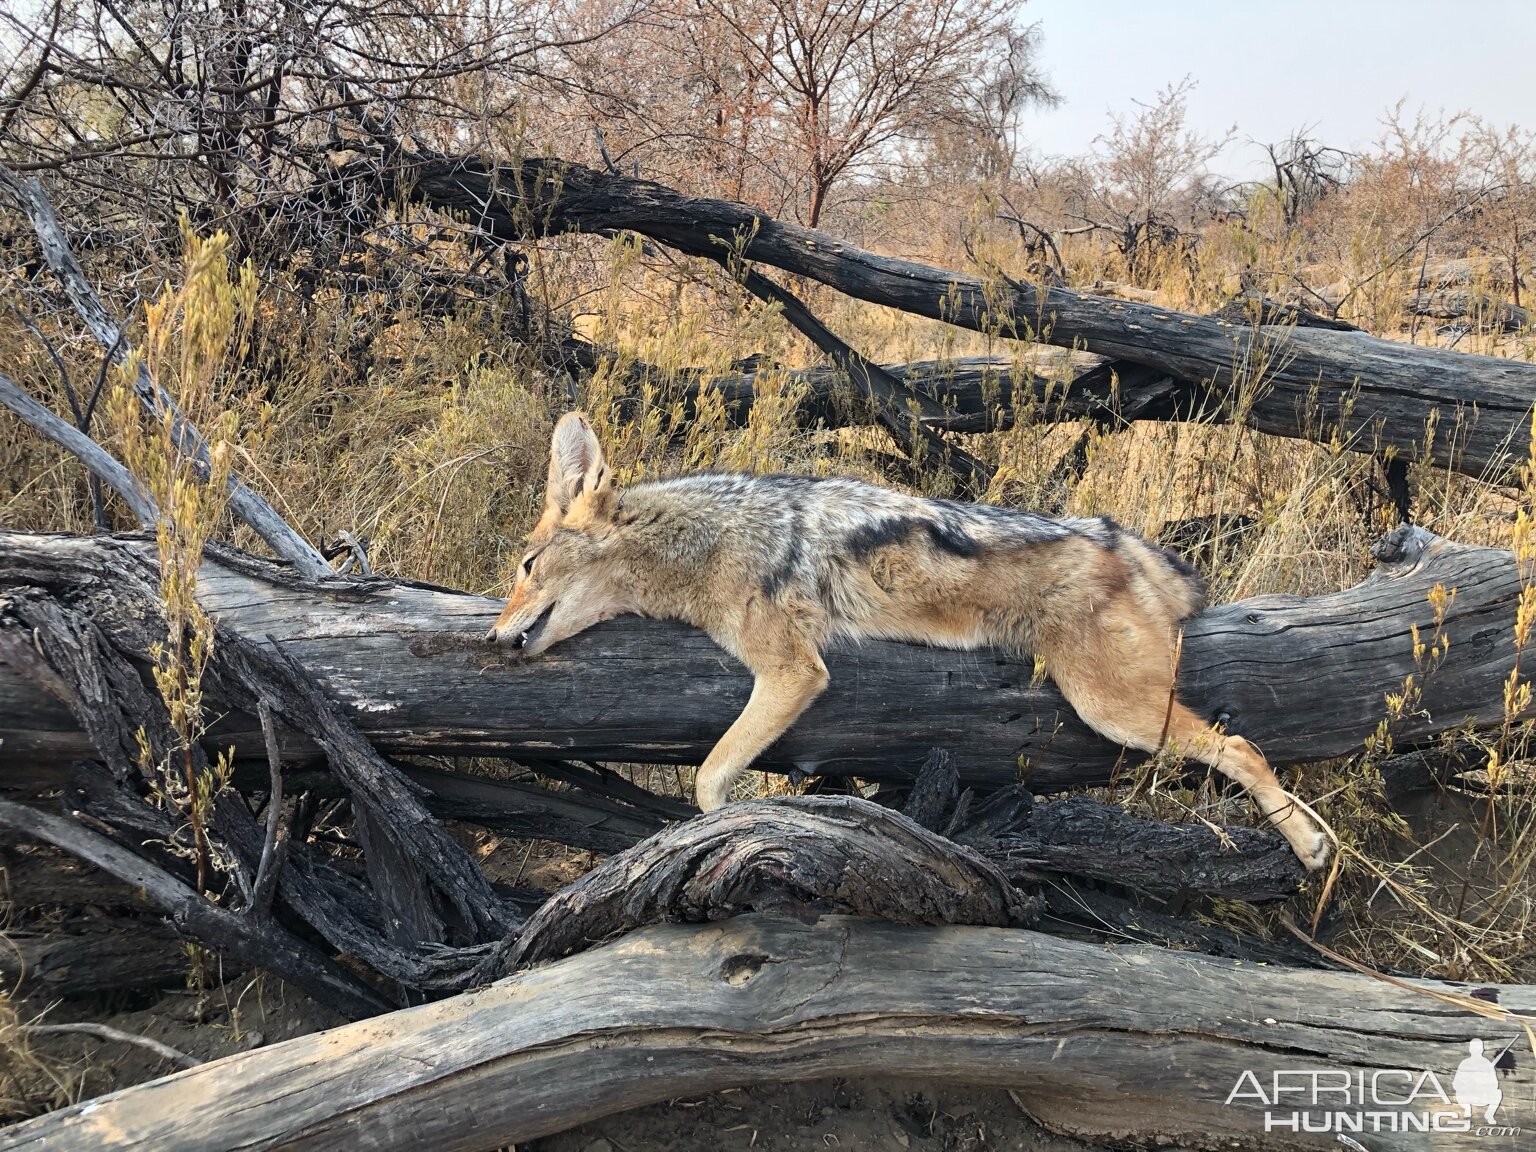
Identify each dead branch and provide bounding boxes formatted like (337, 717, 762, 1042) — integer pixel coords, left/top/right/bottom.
(364, 152, 1536, 482)
(0, 371, 156, 525)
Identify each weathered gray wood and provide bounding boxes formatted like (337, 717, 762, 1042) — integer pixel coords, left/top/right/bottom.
(4, 914, 1529, 1151)
(0, 371, 157, 525)
(2, 560, 517, 997)
(0, 525, 1524, 793)
(385, 155, 1536, 482)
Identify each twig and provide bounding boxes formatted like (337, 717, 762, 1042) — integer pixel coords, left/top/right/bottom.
(22, 1023, 202, 1069)
(1366, 823, 1460, 908)
(252, 699, 287, 919)
(592, 124, 619, 174)
(997, 196, 1066, 285)
(8, 303, 106, 527)
(0, 0, 61, 140)
(84, 315, 130, 433)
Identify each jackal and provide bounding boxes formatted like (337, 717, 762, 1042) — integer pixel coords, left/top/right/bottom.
(487, 413, 1330, 870)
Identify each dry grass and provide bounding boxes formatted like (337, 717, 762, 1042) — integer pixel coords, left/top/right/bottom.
(3, 178, 1536, 989)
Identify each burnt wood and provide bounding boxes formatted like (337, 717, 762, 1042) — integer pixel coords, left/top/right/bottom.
(371, 153, 1536, 482)
(663, 296, 1360, 441)
(6, 913, 1530, 1152)
(0, 800, 389, 1018)
(0, 917, 196, 997)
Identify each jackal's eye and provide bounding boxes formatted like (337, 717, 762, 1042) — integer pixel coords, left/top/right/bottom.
(521, 553, 538, 576)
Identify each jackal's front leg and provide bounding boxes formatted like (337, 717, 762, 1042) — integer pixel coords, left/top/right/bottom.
(695, 615, 828, 811)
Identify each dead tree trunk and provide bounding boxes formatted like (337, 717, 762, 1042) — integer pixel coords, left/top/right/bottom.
(351, 153, 1536, 483)
(3, 914, 1529, 1152)
(0, 525, 1521, 794)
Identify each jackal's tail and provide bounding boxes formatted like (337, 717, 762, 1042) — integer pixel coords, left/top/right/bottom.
(1120, 534, 1207, 622)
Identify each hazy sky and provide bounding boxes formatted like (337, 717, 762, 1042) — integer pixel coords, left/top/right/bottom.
(1018, 0, 1536, 177)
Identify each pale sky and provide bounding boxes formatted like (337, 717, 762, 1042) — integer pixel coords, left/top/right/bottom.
(1018, 0, 1536, 178)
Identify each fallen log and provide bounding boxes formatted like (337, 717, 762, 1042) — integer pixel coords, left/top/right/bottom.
(670, 297, 1359, 440)
(0, 524, 1523, 793)
(0, 800, 391, 1018)
(371, 153, 1536, 482)
(0, 917, 195, 997)
(1406, 289, 1531, 333)
(5, 913, 1529, 1152)
(478, 794, 1037, 977)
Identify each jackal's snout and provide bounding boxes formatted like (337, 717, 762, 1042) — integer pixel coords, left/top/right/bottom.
(485, 603, 554, 652)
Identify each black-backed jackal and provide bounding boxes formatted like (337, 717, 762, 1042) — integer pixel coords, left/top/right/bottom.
(487, 413, 1330, 870)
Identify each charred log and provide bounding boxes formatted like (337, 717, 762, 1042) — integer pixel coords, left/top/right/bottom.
(351, 152, 1536, 482)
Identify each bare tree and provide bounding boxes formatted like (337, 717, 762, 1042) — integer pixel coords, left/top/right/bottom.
(0, 0, 641, 252)
(1466, 119, 1536, 307)
(1063, 77, 1234, 280)
(694, 0, 1051, 226)
(1261, 128, 1351, 230)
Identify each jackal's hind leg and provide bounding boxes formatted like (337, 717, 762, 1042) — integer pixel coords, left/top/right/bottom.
(695, 614, 829, 811)
(1072, 692, 1329, 870)
(1042, 615, 1331, 871)
(1171, 713, 1332, 872)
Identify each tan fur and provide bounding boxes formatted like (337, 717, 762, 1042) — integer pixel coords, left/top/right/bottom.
(488, 413, 1330, 870)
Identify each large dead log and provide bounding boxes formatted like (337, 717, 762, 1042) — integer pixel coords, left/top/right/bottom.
(0, 525, 1523, 793)
(372, 154, 1536, 482)
(4, 913, 1529, 1152)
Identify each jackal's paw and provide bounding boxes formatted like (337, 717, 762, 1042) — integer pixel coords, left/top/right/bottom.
(1293, 827, 1332, 873)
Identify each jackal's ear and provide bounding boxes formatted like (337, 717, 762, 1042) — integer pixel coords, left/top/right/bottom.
(546, 412, 612, 512)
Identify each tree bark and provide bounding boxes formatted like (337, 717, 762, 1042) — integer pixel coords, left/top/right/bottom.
(476, 794, 1037, 978)
(4, 913, 1529, 1152)
(0, 917, 196, 997)
(0, 525, 1523, 794)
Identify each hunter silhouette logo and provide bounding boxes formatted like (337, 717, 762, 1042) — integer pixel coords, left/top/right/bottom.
(1225, 1038, 1520, 1138)
(1454, 1039, 1502, 1124)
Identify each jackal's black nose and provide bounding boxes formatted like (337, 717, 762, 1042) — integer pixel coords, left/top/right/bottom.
(484, 627, 499, 644)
